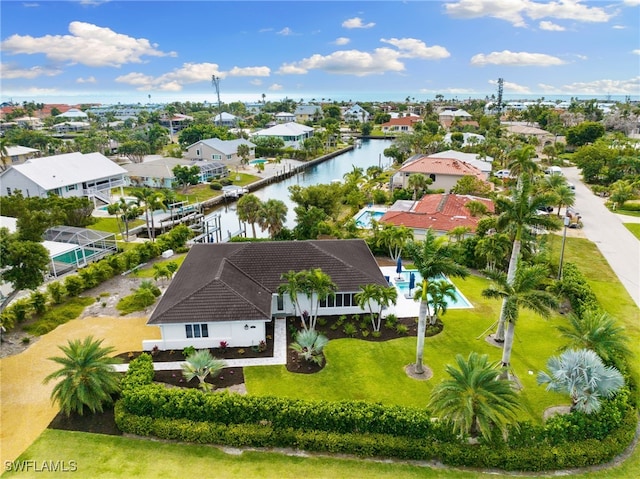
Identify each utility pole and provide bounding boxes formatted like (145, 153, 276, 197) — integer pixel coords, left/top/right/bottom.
(212, 75, 222, 127)
(496, 77, 504, 117)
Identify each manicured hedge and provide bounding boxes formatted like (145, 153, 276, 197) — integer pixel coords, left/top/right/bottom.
(116, 353, 637, 471)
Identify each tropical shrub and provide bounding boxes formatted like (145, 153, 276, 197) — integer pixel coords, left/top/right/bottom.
(290, 329, 329, 365)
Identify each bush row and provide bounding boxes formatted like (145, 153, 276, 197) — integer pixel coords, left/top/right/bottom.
(0, 225, 192, 332)
(115, 401, 636, 472)
(550, 262, 599, 317)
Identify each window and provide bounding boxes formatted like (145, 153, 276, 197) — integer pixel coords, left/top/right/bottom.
(66, 184, 77, 192)
(185, 323, 209, 338)
(196, 149, 201, 156)
(276, 295, 284, 311)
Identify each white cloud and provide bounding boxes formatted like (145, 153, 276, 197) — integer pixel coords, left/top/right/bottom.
(277, 27, 295, 36)
(334, 37, 350, 46)
(419, 87, 477, 95)
(612, 25, 626, 29)
(623, 0, 640, 5)
(268, 83, 284, 91)
(76, 76, 96, 84)
(0, 63, 62, 79)
(380, 38, 450, 59)
(249, 79, 263, 86)
(471, 50, 565, 66)
(278, 48, 405, 76)
(556, 77, 640, 95)
(342, 17, 375, 29)
(0, 21, 175, 68)
(116, 62, 270, 91)
(228, 66, 271, 77)
(488, 78, 531, 93)
(539, 21, 565, 31)
(633, 49, 640, 55)
(445, 0, 613, 28)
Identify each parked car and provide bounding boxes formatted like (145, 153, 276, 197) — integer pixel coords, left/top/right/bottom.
(567, 182, 575, 190)
(537, 205, 554, 213)
(494, 169, 511, 179)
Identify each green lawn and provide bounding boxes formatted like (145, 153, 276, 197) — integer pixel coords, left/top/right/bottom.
(88, 217, 145, 236)
(245, 274, 568, 421)
(624, 223, 640, 240)
(8, 235, 639, 477)
(5, 430, 639, 478)
(132, 254, 188, 278)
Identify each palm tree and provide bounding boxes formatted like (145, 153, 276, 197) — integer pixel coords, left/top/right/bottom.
(290, 329, 329, 366)
(405, 229, 469, 374)
(553, 184, 576, 216)
(237, 143, 250, 167)
(258, 198, 288, 239)
(377, 224, 413, 262)
(236, 193, 263, 238)
(482, 264, 559, 376)
(557, 309, 631, 365)
(132, 187, 165, 241)
(407, 173, 429, 200)
(304, 268, 337, 331)
(181, 350, 226, 392)
(492, 179, 560, 341)
(43, 336, 121, 416)
(0, 137, 11, 172)
(278, 270, 308, 329)
(106, 202, 124, 239)
(507, 145, 538, 178)
(474, 233, 511, 271)
(428, 352, 522, 441)
(355, 283, 398, 332)
(537, 349, 624, 413)
(426, 280, 457, 324)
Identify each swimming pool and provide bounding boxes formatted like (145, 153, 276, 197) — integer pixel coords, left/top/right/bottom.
(354, 208, 386, 228)
(53, 247, 102, 265)
(250, 158, 269, 165)
(389, 269, 472, 309)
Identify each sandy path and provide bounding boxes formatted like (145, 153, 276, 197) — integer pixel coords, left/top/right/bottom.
(0, 316, 161, 465)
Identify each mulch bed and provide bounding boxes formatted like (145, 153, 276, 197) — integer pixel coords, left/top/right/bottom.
(50, 314, 442, 435)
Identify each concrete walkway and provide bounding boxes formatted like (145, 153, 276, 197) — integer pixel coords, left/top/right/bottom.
(112, 318, 288, 372)
(562, 166, 640, 308)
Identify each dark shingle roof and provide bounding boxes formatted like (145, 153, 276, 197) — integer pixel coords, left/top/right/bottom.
(148, 239, 387, 325)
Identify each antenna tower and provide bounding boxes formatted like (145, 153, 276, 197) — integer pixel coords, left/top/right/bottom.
(496, 77, 504, 116)
(212, 75, 222, 126)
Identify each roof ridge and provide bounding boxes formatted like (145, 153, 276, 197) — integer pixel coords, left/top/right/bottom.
(436, 193, 449, 213)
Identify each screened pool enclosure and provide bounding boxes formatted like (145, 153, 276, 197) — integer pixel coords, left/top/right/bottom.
(44, 226, 117, 277)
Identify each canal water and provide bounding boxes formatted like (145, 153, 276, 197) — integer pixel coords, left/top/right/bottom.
(206, 138, 393, 240)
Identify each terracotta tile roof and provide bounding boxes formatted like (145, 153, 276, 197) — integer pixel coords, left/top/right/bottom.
(380, 117, 422, 128)
(148, 239, 388, 325)
(399, 156, 484, 179)
(380, 194, 494, 233)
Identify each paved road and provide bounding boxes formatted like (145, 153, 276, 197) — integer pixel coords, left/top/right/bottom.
(562, 166, 640, 308)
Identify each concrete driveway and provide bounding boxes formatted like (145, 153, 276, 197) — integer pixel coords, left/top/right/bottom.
(562, 166, 640, 308)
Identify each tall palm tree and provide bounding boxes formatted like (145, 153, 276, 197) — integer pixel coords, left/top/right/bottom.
(537, 348, 624, 413)
(0, 137, 11, 172)
(237, 193, 263, 238)
(426, 280, 457, 324)
(405, 229, 469, 374)
(132, 187, 165, 241)
(474, 233, 511, 271)
(482, 264, 559, 376)
(43, 336, 121, 416)
(428, 352, 522, 441)
(557, 309, 631, 365)
(492, 179, 560, 341)
(553, 184, 576, 216)
(304, 268, 337, 331)
(181, 350, 226, 392)
(376, 224, 413, 262)
(278, 270, 308, 329)
(507, 145, 538, 178)
(258, 198, 288, 239)
(355, 283, 398, 332)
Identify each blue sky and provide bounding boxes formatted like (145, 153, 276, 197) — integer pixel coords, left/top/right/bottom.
(1, 0, 639, 105)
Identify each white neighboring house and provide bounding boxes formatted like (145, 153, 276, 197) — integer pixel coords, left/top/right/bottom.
(443, 132, 486, 147)
(252, 122, 314, 149)
(55, 108, 88, 120)
(143, 239, 389, 351)
(212, 112, 240, 127)
(0, 152, 127, 205)
(274, 111, 296, 123)
(185, 138, 256, 162)
(343, 104, 370, 123)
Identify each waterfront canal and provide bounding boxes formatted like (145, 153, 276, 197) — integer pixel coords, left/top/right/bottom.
(205, 138, 393, 240)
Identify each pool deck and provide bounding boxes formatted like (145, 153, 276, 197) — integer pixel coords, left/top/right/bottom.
(379, 266, 473, 319)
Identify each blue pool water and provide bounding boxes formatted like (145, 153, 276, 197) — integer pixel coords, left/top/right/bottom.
(355, 209, 385, 228)
(393, 270, 472, 309)
(250, 158, 269, 165)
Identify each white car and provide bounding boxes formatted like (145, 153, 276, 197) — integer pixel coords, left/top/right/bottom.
(567, 182, 575, 190)
(494, 169, 511, 179)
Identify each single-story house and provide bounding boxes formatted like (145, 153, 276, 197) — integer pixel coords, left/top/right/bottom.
(55, 108, 88, 120)
(501, 122, 557, 148)
(380, 117, 422, 134)
(52, 121, 91, 133)
(123, 157, 228, 188)
(144, 239, 389, 351)
(0, 152, 126, 205)
(185, 138, 256, 162)
(1, 145, 40, 168)
(252, 122, 315, 150)
(380, 193, 495, 239)
(443, 132, 486, 147)
(438, 109, 478, 130)
(390, 154, 489, 192)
